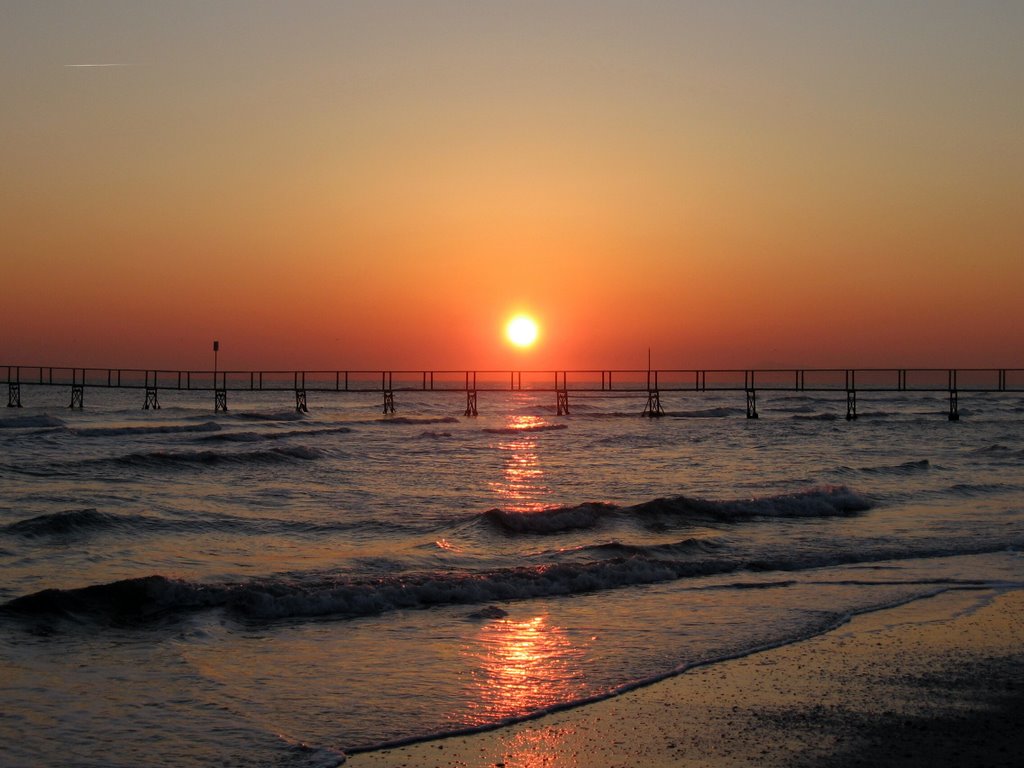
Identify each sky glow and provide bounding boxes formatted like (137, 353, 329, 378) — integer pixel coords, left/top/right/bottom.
(1, 2, 1022, 370)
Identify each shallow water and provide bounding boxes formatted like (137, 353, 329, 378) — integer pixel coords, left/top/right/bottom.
(1, 386, 1022, 765)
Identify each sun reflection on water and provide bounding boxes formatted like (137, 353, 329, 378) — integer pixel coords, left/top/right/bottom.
(460, 614, 587, 725)
(489, 415, 553, 512)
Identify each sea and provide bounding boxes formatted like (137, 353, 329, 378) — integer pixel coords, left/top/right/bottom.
(1, 383, 1022, 767)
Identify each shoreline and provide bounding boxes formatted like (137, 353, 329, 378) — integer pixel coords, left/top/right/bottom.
(345, 586, 1023, 767)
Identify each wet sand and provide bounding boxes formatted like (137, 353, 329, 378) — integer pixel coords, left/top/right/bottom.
(346, 587, 1023, 767)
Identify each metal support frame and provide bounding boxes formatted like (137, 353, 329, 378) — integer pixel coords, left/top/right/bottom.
(144, 387, 160, 410)
(643, 389, 664, 417)
(70, 384, 84, 409)
(949, 389, 959, 421)
(215, 388, 228, 412)
(745, 389, 758, 419)
(383, 390, 395, 414)
(846, 389, 857, 421)
(464, 389, 478, 417)
(556, 390, 570, 416)
(295, 389, 308, 413)
(8, 382, 22, 408)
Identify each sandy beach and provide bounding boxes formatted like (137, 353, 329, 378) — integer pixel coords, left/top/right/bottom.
(346, 587, 1023, 768)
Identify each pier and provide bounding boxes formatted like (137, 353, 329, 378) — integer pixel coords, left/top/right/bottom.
(3, 366, 1022, 421)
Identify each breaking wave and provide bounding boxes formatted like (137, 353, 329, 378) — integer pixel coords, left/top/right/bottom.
(485, 502, 616, 533)
(483, 487, 872, 534)
(73, 422, 222, 437)
(1, 509, 146, 538)
(94, 445, 324, 469)
(378, 416, 460, 425)
(0, 414, 66, 430)
(482, 423, 568, 434)
(5, 537, 1013, 626)
(196, 425, 353, 443)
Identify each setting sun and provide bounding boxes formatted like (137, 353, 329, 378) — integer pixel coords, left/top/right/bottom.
(505, 315, 539, 348)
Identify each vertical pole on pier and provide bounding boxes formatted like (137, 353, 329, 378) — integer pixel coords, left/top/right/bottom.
(213, 341, 227, 412)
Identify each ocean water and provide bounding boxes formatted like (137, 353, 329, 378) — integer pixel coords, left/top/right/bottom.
(1, 385, 1022, 767)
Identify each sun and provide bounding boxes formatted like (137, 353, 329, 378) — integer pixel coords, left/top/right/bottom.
(505, 315, 539, 348)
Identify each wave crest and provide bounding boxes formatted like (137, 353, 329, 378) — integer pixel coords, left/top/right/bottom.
(484, 503, 616, 534)
(483, 487, 872, 536)
(2, 509, 125, 538)
(629, 486, 872, 521)
(0, 414, 66, 430)
(105, 445, 323, 468)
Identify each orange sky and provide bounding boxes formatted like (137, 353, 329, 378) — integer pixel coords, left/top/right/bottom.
(2, 2, 1022, 371)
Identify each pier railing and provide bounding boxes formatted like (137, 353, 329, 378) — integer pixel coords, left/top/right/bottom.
(4, 366, 1022, 420)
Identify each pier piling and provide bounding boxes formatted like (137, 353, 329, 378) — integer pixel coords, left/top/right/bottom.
(556, 390, 570, 416)
(643, 390, 664, 417)
(465, 389, 478, 417)
(745, 389, 758, 419)
(8, 383, 21, 408)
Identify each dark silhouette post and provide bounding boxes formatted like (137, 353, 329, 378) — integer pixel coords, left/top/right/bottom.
(213, 340, 227, 412)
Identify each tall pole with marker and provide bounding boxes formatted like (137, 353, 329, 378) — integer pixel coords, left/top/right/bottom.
(643, 345, 663, 417)
(213, 340, 227, 412)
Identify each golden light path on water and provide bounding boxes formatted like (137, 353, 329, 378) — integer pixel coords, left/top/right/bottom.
(488, 415, 554, 512)
(458, 414, 589, 732)
(460, 615, 587, 725)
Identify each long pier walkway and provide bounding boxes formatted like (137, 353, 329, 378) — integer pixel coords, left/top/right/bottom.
(4, 366, 1022, 421)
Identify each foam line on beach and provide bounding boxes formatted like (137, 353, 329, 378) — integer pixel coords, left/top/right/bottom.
(342, 585, 964, 756)
(344, 585, 1024, 765)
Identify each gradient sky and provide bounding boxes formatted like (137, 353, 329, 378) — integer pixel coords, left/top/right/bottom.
(3, 1, 1022, 371)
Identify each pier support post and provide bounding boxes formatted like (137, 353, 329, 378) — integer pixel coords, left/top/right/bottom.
(215, 388, 228, 412)
(295, 389, 308, 413)
(465, 389, 478, 417)
(745, 389, 759, 419)
(70, 384, 84, 409)
(8, 383, 22, 408)
(643, 389, 664, 417)
(846, 389, 857, 421)
(144, 387, 160, 410)
(556, 390, 569, 416)
(383, 390, 395, 414)
(949, 389, 960, 421)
